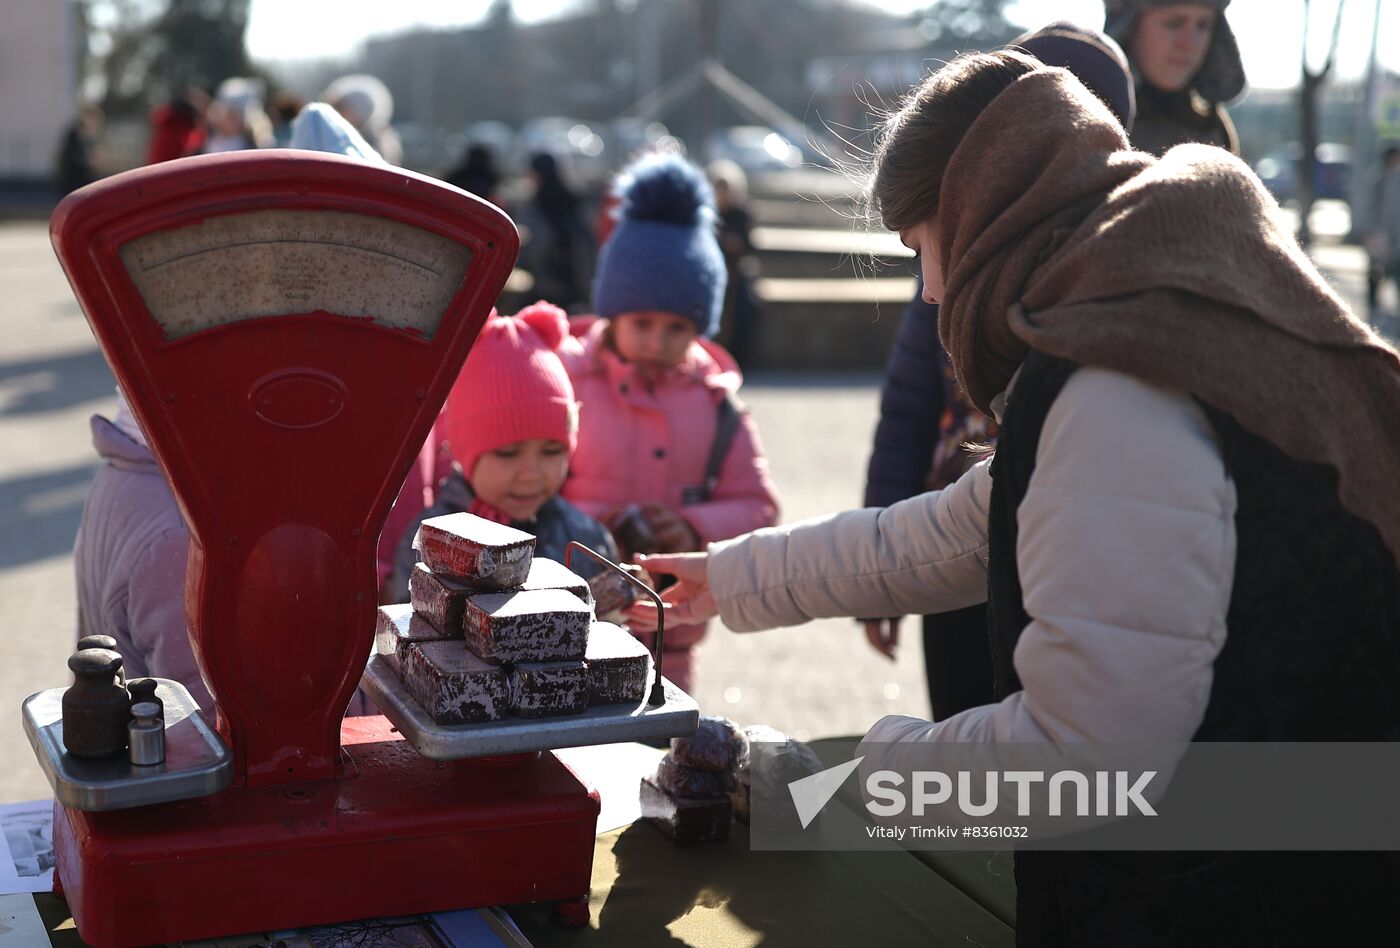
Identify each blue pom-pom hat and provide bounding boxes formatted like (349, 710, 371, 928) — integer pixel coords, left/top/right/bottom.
(592, 154, 727, 337)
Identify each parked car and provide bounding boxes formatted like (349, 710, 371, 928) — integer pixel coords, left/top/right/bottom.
(606, 119, 685, 164)
(517, 117, 609, 187)
(1255, 142, 1352, 203)
(703, 125, 803, 173)
(394, 122, 455, 174)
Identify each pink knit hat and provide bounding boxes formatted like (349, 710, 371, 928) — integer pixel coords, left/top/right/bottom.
(442, 301, 579, 477)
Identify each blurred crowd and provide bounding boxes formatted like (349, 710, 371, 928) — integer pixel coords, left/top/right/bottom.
(55, 71, 768, 353)
(58, 0, 1400, 727)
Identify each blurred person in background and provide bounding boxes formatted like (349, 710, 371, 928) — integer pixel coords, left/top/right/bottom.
(521, 152, 595, 311)
(862, 22, 1136, 723)
(285, 101, 383, 161)
(1361, 145, 1400, 319)
(706, 159, 763, 370)
(147, 87, 209, 164)
(55, 106, 103, 194)
(1105, 0, 1245, 156)
(445, 143, 503, 205)
(322, 74, 403, 165)
(269, 91, 307, 147)
(202, 77, 273, 153)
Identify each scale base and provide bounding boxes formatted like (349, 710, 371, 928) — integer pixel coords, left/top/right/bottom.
(53, 715, 599, 948)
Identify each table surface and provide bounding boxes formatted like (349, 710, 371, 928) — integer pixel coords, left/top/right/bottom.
(23, 739, 1017, 948)
(512, 819, 1014, 948)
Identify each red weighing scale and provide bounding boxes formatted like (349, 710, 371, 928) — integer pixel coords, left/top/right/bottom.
(23, 151, 698, 947)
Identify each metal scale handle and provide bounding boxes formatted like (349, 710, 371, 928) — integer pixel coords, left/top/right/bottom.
(565, 541, 667, 706)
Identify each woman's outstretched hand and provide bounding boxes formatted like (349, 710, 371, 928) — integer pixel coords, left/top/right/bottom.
(624, 552, 717, 630)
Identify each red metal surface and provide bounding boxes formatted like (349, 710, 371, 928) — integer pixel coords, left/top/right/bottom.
(553, 894, 593, 928)
(49, 151, 518, 784)
(43, 155, 604, 946)
(54, 717, 600, 947)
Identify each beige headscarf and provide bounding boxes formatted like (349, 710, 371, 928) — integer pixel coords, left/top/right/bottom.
(936, 66, 1400, 568)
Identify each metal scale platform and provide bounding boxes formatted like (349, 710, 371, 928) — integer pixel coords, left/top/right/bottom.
(27, 151, 698, 947)
(363, 663, 696, 760)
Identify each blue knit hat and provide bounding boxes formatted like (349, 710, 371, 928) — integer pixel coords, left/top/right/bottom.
(593, 154, 727, 337)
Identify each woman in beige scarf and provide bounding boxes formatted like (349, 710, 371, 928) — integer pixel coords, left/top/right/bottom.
(633, 50, 1400, 944)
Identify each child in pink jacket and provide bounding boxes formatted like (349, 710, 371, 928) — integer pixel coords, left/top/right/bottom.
(560, 154, 780, 693)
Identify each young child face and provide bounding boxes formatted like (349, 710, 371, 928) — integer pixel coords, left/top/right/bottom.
(470, 438, 570, 522)
(610, 310, 699, 374)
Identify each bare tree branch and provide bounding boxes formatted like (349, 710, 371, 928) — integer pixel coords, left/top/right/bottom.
(1297, 0, 1349, 245)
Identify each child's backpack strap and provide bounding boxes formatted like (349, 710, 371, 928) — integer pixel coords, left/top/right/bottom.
(699, 392, 744, 502)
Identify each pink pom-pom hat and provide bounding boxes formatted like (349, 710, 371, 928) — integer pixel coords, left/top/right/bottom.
(442, 300, 579, 477)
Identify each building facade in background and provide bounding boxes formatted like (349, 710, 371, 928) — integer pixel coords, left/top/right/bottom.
(0, 1, 81, 186)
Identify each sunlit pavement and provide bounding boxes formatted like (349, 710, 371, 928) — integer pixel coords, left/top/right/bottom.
(0, 214, 1380, 803)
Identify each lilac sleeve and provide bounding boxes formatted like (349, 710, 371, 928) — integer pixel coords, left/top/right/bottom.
(125, 528, 213, 711)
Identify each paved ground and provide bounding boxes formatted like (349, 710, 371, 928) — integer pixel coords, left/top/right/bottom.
(1, 222, 118, 805)
(0, 219, 1385, 805)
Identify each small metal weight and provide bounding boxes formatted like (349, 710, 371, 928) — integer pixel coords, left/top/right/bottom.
(63, 648, 130, 758)
(128, 701, 165, 766)
(77, 635, 124, 681)
(127, 678, 164, 719)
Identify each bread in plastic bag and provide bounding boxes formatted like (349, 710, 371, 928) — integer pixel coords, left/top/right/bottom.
(587, 564, 649, 622)
(670, 715, 748, 773)
(655, 754, 737, 799)
(738, 724, 824, 833)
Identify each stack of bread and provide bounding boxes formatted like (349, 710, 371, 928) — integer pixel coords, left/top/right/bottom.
(641, 718, 827, 844)
(732, 724, 824, 833)
(375, 512, 653, 725)
(641, 716, 748, 844)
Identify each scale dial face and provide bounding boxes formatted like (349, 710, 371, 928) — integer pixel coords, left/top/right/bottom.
(119, 209, 474, 341)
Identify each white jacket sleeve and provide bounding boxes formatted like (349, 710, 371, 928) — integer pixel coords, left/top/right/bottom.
(859, 368, 1237, 809)
(707, 459, 992, 632)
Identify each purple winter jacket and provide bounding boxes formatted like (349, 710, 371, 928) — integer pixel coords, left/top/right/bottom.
(73, 415, 212, 710)
(74, 416, 377, 717)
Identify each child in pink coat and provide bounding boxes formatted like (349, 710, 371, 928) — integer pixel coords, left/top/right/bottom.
(560, 154, 780, 693)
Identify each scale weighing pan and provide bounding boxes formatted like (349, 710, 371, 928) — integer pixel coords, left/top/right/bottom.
(42, 150, 619, 947)
(364, 541, 699, 757)
(23, 679, 229, 812)
(363, 663, 698, 759)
